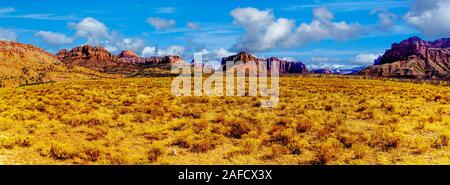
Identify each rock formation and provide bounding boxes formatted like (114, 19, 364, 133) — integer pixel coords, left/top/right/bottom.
(221, 52, 308, 74)
(360, 36, 450, 79)
(0, 41, 119, 87)
(56, 45, 124, 72)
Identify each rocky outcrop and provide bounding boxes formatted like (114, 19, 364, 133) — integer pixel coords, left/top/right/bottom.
(56, 45, 125, 72)
(221, 52, 308, 74)
(360, 36, 450, 79)
(0, 41, 120, 87)
(139, 55, 184, 65)
(266, 57, 308, 74)
(118, 50, 140, 59)
(57, 45, 184, 73)
(116, 50, 184, 65)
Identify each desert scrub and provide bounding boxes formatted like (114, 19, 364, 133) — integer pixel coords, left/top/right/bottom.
(0, 77, 450, 164)
(49, 142, 78, 160)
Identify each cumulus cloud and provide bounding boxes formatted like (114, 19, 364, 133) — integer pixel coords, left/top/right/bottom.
(198, 48, 234, 62)
(35, 31, 74, 46)
(372, 9, 396, 32)
(68, 17, 145, 53)
(141, 45, 185, 57)
(351, 53, 381, 65)
(0, 28, 17, 41)
(313, 7, 334, 20)
(68, 17, 109, 44)
(157, 45, 184, 56)
(141, 46, 157, 57)
(230, 7, 364, 52)
(404, 0, 450, 37)
(147, 17, 176, 30)
(230, 7, 294, 52)
(187, 22, 199, 29)
(195, 48, 235, 69)
(103, 36, 146, 53)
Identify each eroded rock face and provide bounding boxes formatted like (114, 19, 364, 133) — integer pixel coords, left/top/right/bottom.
(221, 52, 308, 74)
(56, 45, 123, 72)
(266, 57, 308, 74)
(360, 36, 450, 79)
(57, 46, 185, 73)
(118, 50, 140, 59)
(140, 55, 184, 65)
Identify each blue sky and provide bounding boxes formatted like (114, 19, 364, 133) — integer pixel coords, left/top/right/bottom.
(0, 0, 449, 69)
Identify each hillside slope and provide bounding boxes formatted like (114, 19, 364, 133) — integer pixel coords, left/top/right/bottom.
(360, 37, 450, 79)
(0, 41, 120, 87)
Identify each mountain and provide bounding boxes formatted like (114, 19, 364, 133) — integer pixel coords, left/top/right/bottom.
(57, 45, 185, 75)
(312, 66, 366, 74)
(56, 45, 131, 72)
(221, 52, 308, 74)
(117, 50, 184, 65)
(0, 41, 120, 87)
(360, 36, 450, 79)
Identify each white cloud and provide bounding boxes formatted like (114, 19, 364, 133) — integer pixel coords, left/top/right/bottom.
(311, 57, 341, 63)
(195, 48, 235, 69)
(115, 37, 145, 52)
(69, 17, 109, 44)
(230, 7, 294, 52)
(187, 22, 199, 29)
(308, 63, 351, 70)
(372, 9, 396, 32)
(404, 0, 450, 37)
(230, 7, 364, 52)
(280, 57, 296, 62)
(198, 48, 234, 62)
(155, 7, 176, 14)
(0, 28, 17, 41)
(35, 31, 74, 46)
(68, 17, 145, 53)
(158, 45, 184, 56)
(0, 7, 15, 14)
(313, 7, 334, 20)
(141, 45, 185, 57)
(141, 46, 156, 57)
(147, 17, 176, 30)
(351, 53, 381, 65)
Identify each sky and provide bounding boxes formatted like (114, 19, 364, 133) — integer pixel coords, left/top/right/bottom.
(0, 0, 449, 69)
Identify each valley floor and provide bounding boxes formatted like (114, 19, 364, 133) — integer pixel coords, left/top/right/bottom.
(1, 76, 450, 164)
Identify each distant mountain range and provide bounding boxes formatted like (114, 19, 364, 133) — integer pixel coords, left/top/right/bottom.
(360, 36, 450, 79)
(311, 66, 366, 75)
(56, 45, 184, 75)
(1, 36, 450, 87)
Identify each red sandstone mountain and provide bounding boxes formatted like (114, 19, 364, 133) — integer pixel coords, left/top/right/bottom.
(118, 50, 140, 59)
(221, 51, 308, 74)
(0, 41, 120, 87)
(360, 36, 450, 79)
(56, 45, 126, 72)
(56, 45, 184, 74)
(116, 50, 184, 65)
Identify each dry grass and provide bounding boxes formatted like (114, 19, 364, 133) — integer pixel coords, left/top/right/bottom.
(0, 76, 450, 164)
